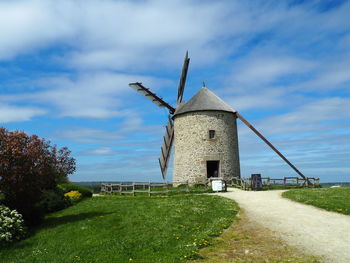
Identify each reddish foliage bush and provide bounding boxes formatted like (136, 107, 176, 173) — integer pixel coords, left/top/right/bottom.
(0, 127, 75, 225)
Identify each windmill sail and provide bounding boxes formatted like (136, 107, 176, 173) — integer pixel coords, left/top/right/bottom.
(158, 117, 174, 180)
(177, 51, 190, 105)
(129, 52, 190, 180)
(236, 112, 311, 184)
(129, 82, 175, 114)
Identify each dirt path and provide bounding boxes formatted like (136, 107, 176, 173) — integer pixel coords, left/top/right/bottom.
(215, 188, 350, 263)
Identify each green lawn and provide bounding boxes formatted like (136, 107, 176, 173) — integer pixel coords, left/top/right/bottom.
(282, 187, 350, 215)
(1, 195, 238, 263)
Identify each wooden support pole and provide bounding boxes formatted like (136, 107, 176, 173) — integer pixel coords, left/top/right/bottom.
(236, 112, 311, 185)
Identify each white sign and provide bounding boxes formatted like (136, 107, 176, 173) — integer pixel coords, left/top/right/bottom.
(212, 180, 223, 191)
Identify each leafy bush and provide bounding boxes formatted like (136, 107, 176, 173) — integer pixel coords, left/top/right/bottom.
(0, 127, 76, 225)
(193, 183, 207, 188)
(0, 205, 26, 244)
(39, 187, 71, 213)
(59, 184, 93, 198)
(0, 192, 4, 203)
(64, 191, 82, 203)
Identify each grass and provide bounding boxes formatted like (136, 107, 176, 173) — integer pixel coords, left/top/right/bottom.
(261, 184, 320, 190)
(0, 195, 238, 263)
(282, 187, 350, 215)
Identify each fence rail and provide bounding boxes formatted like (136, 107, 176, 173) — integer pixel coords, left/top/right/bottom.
(100, 176, 320, 194)
(226, 176, 320, 190)
(262, 176, 320, 187)
(100, 182, 191, 196)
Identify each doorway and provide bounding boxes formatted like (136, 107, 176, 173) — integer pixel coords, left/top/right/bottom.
(207, 161, 219, 178)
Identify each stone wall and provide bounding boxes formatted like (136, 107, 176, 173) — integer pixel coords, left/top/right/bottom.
(173, 110, 240, 184)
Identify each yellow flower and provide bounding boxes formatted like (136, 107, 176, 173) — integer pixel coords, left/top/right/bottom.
(64, 191, 82, 202)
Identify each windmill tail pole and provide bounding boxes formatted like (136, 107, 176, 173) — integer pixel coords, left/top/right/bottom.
(236, 112, 312, 186)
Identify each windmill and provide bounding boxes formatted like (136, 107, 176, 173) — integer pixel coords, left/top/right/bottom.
(129, 52, 310, 185)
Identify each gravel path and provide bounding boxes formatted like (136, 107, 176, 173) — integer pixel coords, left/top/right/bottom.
(215, 188, 350, 263)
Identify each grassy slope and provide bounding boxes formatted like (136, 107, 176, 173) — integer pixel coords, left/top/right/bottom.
(282, 187, 350, 215)
(0, 195, 238, 263)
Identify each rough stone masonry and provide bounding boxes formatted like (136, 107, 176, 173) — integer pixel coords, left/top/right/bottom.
(173, 109, 240, 184)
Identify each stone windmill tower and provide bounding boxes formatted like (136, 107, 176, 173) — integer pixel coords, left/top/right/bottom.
(129, 52, 309, 184)
(172, 87, 240, 184)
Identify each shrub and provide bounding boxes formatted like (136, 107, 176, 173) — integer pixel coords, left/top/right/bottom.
(64, 191, 82, 202)
(0, 205, 26, 244)
(39, 187, 71, 213)
(0, 192, 4, 203)
(59, 184, 93, 198)
(193, 183, 207, 188)
(0, 127, 76, 225)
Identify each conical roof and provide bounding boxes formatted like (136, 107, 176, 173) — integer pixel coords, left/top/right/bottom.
(174, 87, 236, 117)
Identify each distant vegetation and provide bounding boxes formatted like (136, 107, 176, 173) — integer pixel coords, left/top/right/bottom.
(0, 195, 238, 263)
(320, 182, 350, 187)
(282, 187, 350, 215)
(74, 181, 119, 193)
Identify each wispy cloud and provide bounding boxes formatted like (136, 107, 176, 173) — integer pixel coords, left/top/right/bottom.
(0, 104, 46, 123)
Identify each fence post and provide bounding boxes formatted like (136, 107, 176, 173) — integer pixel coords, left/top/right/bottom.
(283, 177, 286, 186)
(186, 181, 189, 192)
(132, 182, 135, 196)
(148, 181, 151, 197)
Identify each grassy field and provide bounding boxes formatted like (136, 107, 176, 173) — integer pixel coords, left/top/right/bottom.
(0, 195, 238, 263)
(282, 187, 350, 215)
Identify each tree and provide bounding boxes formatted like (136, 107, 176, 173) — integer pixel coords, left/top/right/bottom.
(0, 127, 76, 225)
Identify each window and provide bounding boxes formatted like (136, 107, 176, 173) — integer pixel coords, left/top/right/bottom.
(209, 130, 215, 139)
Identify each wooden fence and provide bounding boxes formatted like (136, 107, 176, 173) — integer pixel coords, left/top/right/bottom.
(100, 176, 320, 194)
(100, 182, 191, 196)
(262, 176, 320, 187)
(226, 176, 320, 190)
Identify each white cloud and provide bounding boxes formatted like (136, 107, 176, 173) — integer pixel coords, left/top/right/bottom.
(230, 56, 315, 88)
(0, 104, 46, 123)
(258, 97, 350, 135)
(1, 71, 168, 119)
(0, 1, 77, 60)
(298, 59, 350, 91)
(57, 127, 122, 143)
(84, 147, 114, 155)
(225, 88, 288, 111)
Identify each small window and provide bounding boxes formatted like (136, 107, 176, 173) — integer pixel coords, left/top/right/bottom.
(209, 130, 215, 139)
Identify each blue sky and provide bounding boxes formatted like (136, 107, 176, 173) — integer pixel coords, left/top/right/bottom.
(1, 0, 350, 182)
